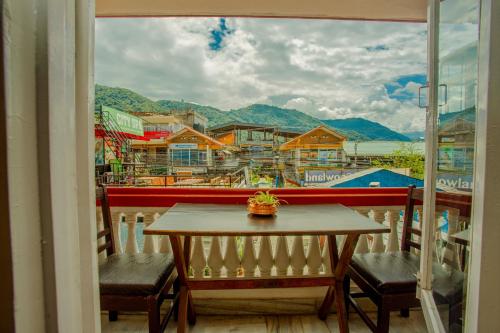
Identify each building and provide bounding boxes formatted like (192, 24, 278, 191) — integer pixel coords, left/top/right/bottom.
(280, 125, 348, 174)
(320, 168, 424, 188)
(208, 122, 302, 165)
(138, 114, 185, 138)
(165, 126, 227, 174)
(170, 109, 208, 133)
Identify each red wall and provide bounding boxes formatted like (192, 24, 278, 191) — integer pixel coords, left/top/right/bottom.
(102, 187, 410, 207)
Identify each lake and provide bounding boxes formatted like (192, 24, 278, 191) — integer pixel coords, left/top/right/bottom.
(343, 141, 425, 156)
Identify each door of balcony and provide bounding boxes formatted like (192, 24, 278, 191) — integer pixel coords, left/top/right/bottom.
(420, 0, 479, 331)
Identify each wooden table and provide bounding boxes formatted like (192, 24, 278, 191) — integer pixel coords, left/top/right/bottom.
(144, 203, 389, 333)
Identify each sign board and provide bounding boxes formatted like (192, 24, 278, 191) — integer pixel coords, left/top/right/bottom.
(169, 143, 199, 149)
(304, 169, 359, 183)
(437, 172, 473, 190)
(102, 105, 144, 136)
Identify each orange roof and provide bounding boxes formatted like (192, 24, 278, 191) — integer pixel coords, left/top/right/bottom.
(165, 126, 225, 148)
(280, 125, 345, 150)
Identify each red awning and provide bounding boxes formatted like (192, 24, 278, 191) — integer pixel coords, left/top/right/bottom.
(94, 128, 150, 141)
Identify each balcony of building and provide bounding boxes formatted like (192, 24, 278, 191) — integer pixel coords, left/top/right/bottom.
(96, 186, 468, 332)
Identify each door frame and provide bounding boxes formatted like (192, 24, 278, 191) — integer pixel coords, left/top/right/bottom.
(419, 0, 500, 332)
(419, 0, 446, 331)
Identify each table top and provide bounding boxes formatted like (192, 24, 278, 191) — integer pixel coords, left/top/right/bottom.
(450, 229, 470, 245)
(144, 203, 389, 236)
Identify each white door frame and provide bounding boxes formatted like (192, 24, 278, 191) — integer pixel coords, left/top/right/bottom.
(465, 0, 500, 331)
(419, 0, 500, 332)
(4, 0, 100, 331)
(419, 0, 446, 332)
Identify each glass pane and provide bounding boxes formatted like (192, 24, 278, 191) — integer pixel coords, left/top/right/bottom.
(433, 0, 479, 331)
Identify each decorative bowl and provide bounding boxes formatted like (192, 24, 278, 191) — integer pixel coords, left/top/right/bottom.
(247, 203, 277, 216)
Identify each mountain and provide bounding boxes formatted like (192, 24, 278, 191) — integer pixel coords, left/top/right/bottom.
(322, 118, 411, 142)
(156, 100, 242, 126)
(439, 106, 476, 124)
(95, 84, 164, 113)
(95, 84, 412, 141)
(227, 104, 324, 132)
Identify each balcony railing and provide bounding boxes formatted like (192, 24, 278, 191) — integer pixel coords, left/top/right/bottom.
(96, 187, 466, 312)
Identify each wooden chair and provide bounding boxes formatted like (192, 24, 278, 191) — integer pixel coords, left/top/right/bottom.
(97, 186, 178, 333)
(345, 185, 470, 333)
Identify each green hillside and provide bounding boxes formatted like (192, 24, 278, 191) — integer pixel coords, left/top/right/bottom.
(156, 100, 242, 126)
(95, 84, 411, 141)
(228, 104, 323, 131)
(95, 84, 164, 113)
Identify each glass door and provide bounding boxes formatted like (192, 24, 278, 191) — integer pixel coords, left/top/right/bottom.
(421, 0, 479, 332)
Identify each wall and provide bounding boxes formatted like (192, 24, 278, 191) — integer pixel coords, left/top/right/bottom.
(95, 0, 426, 22)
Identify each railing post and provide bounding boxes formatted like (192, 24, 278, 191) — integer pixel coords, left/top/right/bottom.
(111, 211, 123, 254)
(208, 236, 223, 278)
(241, 236, 257, 277)
(275, 236, 290, 276)
(322, 236, 332, 274)
(354, 208, 370, 254)
(142, 212, 157, 254)
(386, 209, 401, 252)
(290, 236, 306, 276)
(124, 212, 139, 254)
(370, 209, 386, 253)
(258, 236, 273, 277)
(224, 237, 241, 278)
(306, 236, 322, 275)
(190, 236, 206, 278)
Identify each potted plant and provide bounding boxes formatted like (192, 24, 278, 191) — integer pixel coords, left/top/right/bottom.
(247, 191, 285, 216)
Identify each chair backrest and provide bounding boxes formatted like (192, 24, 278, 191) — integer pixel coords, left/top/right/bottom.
(401, 185, 472, 252)
(96, 186, 116, 256)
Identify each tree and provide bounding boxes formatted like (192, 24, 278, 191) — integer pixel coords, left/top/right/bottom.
(372, 143, 424, 179)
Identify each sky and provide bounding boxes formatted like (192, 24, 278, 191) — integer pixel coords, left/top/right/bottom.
(95, 18, 429, 133)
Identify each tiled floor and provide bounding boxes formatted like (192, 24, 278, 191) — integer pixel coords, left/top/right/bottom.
(101, 310, 428, 332)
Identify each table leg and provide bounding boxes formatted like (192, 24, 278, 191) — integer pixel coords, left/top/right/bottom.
(178, 286, 188, 333)
(318, 234, 359, 333)
(170, 236, 196, 333)
(182, 236, 197, 325)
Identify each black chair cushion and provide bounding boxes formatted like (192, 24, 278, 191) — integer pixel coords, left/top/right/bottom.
(99, 253, 175, 296)
(350, 252, 420, 294)
(350, 251, 464, 301)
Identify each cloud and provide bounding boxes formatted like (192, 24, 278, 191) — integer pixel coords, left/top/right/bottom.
(95, 17, 430, 132)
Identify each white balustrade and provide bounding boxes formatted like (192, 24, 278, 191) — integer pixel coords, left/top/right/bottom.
(322, 237, 332, 274)
(306, 236, 322, 275)
(110, 211, 123, 254)
(224, 237, 241, 278)
(275, 236, 290, 276)
(142, 212, 157, 254)
(208, 236, 224, 278)
(354, 207, 371, 254)
(291, 236, 306, 275)
(190, 236, 206, 278)
(386, 210, 401, 252)
(258, 236, 273, 277)
(124, 213, 139, 254)
(370, 209, 386, 253)
(98, 205, 440, 279)
(241, 236, 257, 277)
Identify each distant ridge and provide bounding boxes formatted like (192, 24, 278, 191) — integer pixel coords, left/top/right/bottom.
(95, 84, 413, 141)
(322, 118, 411, 142)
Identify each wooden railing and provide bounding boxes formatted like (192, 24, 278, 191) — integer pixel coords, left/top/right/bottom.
(95, 187, 466, 307)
